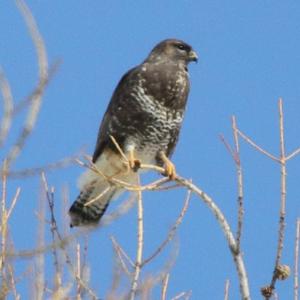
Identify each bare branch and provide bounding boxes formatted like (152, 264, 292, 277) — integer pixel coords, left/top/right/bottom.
(219, 134, 237, 164)
(295, 219, 300, 300)
(76, 156, 170, 192)
(0, 161, 9, 285)
(0, 69, 14, 147)
(6, 0, 48, 165)
(34, 176, 46, 300)
(135, 242, 179, 299)
(224, 279, 230, 300)
(109, 135, 128, 163)
(237, 128, 280, 162)
(142, 190, 191, 267)
(101, 193, 136, 226)
(286, 147, 300, 161)
(3, 156, 77, 179)
(6, 187, 21, 220)
(175, 176, 250, 300)
(276, 97, 287, 265)
(44, 174, 61, 292)
(2, 157, 251, 299)
(152, 182, 182, 191)
(2, 193, 136, 260)
(265, 99, 288, 299)
(76, 243, 82, 300)
(12, 60, 61, 116)
(7, 264, 20, 300)
(129, 176, 144, 300)
(161, 273, 169, 300)
(170, 290, 192, 300)
(42, 173, 99, 299)
(232, 116, 244, 252)
(111, 236, 133, 276)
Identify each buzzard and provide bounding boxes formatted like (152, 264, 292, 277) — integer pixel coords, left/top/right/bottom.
(69, 39, 198, 227)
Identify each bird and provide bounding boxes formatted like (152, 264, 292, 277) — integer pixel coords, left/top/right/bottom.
(69, 39, 198, 227)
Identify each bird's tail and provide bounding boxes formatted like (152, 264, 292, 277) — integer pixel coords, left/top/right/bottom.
(69, 178, 121, 227)
(69, 149, 138, 227)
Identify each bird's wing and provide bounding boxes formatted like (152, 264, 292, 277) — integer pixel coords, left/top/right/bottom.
(92, 66, 140, 163)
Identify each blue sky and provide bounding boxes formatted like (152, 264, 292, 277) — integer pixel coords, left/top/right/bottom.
(1, 1, 300, 299)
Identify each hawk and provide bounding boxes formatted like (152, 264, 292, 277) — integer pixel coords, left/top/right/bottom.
(69, 39, 198, 227)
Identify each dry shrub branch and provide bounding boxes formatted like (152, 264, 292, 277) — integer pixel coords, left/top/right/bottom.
(0, 2, 299, 300)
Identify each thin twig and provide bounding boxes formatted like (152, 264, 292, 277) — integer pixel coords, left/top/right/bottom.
(61, 185, 71, 238)
(84, 186, 111, 206)
(76, 243, 82, 300)
(101, 193, 137, 226)
(152, 182, 182, 191)
(170, 290, 192, 300)
(6, 0, 48, 165)
(12, 60, 61, 116)
(107, 259, 122, 300)
(129, 175, 144, 300)
(2, 158, 251, 299)
(140, 177, 171, 191)
(81, 237, 88, 291)
(44, 174, 61, 292)
(237, 129, 280, 162)
(140, 163, 166, 174)
(34, 176, 46, 300)
(0, 69, 14, 147)
(142, 190, 191, 267)
(0, 160, 8, 280)
(161, 273, 169, 300)
(224, 279, 230, 300)
(267, 99, 288, 297)
(136, 242, 180, 299)
(76, 157, 170, 192)
(139, 276, 155, 300)
(42, 174, 99, 299)
(295, 219, 300, 300)
(109, 135, 128, 163)
(0, 172, 8, 300)
(7, 264, 20, 300)
(277, 97, 287, 262)
(286, 147, 300, 161)
(112, 237, 135, 267)
(3, 156, 77, 179)
(3, 123, 249, 299)
(232, 116, 244, 252)
(219, 134, 237, 164)
(175, 176, 250, 300)
(2, 194, 136, 260)
(112, 249, 131, 278)
(111, 236, 133, 276)
(6, 188, 21, 220)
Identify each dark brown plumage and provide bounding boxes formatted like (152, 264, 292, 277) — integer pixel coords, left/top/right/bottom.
(69, 39, 197, 227)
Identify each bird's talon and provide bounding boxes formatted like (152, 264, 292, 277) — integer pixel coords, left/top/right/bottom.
(127, 148, 141, 172)
(129, 159, 141, 172)
(163, 161, 176, 180)
(159, 151, 176, 179)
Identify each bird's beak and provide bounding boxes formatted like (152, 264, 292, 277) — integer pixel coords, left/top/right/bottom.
(189, 50, 198, 62)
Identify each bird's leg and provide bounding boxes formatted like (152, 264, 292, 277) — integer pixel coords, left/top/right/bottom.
(128, 148, 141, 172)
(159, 151, 176, 180)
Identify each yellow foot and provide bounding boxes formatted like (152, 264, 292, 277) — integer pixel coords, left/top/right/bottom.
(160, 151, 177, 180)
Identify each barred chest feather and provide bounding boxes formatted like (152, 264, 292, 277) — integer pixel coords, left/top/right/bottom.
(122, 65, 190, 164)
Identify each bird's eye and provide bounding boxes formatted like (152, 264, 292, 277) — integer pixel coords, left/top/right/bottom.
(176, 44, 186, 51)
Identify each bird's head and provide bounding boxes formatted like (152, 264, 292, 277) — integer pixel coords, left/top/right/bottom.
(147, 39, 198, 66)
